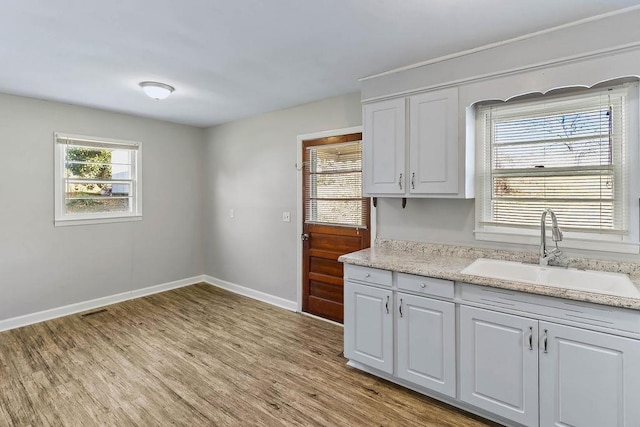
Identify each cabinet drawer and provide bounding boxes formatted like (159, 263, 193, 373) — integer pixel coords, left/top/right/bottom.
(397, 273, 454, 299)
(461, 283, 640, 335)
(344, 264, 392, 287)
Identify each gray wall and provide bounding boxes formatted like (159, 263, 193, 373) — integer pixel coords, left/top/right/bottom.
(202, 6, 640, 309)
(0, 93, 204, 321)
(5, 7, 640, 320)
(369, 9, 640, 264)
(361, 8, 640, 101)
(203, 93, 361, 302)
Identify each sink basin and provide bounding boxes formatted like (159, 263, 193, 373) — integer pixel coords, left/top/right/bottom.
(461, 259, 640, 298)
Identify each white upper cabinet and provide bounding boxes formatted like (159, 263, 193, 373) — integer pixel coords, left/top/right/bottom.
(363, 87, 471, 198)
(409, 88, 459, 194)
(362, 98, 406, 195)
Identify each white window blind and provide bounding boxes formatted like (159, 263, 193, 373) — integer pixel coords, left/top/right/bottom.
(476, 86, 630, 234)
(54, 133, 142, 225)
(304, 140, 368, 227)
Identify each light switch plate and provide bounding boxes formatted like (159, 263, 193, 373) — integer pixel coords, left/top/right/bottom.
(282, 211, 291, 222)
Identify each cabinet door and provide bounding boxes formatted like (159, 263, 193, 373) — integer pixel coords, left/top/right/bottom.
(397, 293, 455, 397)
(409, 88, 458, 194)
(540, 322, 640, 427)
(363, 98, 406, 195)
(460, 306, 539, 427)
(344, 281, 393, 373)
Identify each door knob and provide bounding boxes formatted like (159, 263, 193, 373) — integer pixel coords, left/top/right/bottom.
(301, 233, 309, 241)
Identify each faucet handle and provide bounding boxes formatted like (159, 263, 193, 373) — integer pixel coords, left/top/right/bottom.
(547, 247, 569, 268)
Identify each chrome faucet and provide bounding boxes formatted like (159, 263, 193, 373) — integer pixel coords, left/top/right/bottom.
(540, 208, 563, 266)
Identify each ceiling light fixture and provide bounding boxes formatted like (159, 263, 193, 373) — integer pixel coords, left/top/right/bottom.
(139, 81, 175, 100)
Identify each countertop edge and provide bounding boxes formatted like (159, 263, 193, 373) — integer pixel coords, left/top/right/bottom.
(339, 252, 640, 311)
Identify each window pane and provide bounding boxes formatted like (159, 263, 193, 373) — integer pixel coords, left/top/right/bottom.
(311, 143, 362, 173)
(65, 147, 132, 180)
(492, 200, 613, 229)
(65, 197, 131, 214)
(494, 109, 610, 144)
(494, 137, 611, 169)
(65, 183, 131, 214)
(312, 172, 362, 199)
(493, 174, 613, 199)
(65, 182, 131, 196)
(306, 200, 365, 226)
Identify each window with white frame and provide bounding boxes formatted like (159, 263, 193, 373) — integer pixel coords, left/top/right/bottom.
(475, 83, 639, 253)
(54, 133, 142, 226)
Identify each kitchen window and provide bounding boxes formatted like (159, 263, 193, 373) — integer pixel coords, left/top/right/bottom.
(474, 83, 639, 253)
(54, 133, 142, 226)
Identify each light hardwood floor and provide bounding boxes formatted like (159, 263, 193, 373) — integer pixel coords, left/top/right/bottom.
(0, 284, 500, 426)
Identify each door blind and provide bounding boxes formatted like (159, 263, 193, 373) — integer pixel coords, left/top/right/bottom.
(304, 140, 368, 227)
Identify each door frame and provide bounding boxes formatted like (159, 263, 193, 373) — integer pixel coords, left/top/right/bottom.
(296, 125, 376, 314)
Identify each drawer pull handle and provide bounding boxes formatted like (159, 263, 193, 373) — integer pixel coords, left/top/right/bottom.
(399, 299, 403, 318)
(528, 327, 533, 350)
(420, 283, 426, 289)
(385, 296, 389, 314)
(543, 329, 548, 353)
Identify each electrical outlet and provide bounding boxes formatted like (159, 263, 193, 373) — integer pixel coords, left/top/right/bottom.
(282, 211, 291, 222)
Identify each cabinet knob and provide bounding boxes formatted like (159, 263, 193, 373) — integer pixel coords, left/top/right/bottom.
(365, 273, 370, 278)
(420, 283, 426, 288)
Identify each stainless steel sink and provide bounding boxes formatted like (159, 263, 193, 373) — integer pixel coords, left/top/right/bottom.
(461, 258, 640, 298)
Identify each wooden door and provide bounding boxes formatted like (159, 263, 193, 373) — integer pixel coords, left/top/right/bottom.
(539, 322, 640, 427)
(343, 281, 393, 373)
(459, 306, 539, 427)
(302, 133, 370, 323)
(362, 98, 406, 195)
(409, 88, 459, 194)
(396, 292, 456, 397)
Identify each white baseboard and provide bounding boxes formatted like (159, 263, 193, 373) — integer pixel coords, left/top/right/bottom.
(0, 275, 298, 333)
(203, 275, 298, 312)
(0, 275, 206, 333)
(300, 311, 344, 327)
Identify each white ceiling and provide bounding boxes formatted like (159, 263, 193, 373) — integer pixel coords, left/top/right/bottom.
(1, 1, 640, 128)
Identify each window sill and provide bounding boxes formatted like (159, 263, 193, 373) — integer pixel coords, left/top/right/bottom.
(474, 229, 640, 254)
(54, 215, 142, 227)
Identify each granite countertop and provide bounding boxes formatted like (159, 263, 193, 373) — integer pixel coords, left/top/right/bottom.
(338, 239, 640, 311)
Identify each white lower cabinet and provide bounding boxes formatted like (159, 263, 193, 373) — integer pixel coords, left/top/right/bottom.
(539, 322, 640, 427)
(459, 306, 640, 427)
(344, 281, 393, 374)
(343, 271, 456, 396)
(459, 306, 539, 427)
(344, 265, 640, 427)
(397, 292, 456, 397)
